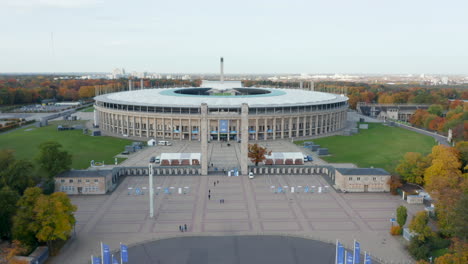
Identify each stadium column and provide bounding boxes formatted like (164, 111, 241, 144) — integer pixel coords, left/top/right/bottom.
(309, 115, 313, 136)
(236, 120, 240, 141)
(201, 104, 208, 175)
(296, 116, 300, 137)
(162, 117, 165, 139)
(315, 114, 319, 135)
(171, 118, 174, 140)
(189, 118, 192, 141)
(180, 118, 182, 140)
(139, 116, 142, 137)
(281, 117, 284, 139)
(264, 118, 267, 140)
(255, 119, 258, 140)
(288, 118, 292, 138)
(146, 117, 149, 137)
(272, 118, 276, 140)
(240, 103, 249, 175)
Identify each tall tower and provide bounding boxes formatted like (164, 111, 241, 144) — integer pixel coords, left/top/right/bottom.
(220, 57, 224, 83)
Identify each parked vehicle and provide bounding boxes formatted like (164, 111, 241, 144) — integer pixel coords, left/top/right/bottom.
(307, 155, 313, 161)
(149, 157, 155, 163)
(155, 156, 161, 163)
(248, 172, 254, 179)
(158, 140, 172, 146)
(121, 151, 129, 155)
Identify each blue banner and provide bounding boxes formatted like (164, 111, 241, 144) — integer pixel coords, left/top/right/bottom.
(219, 120, 228, 133)
(121, 244, 129, 262)
(337, 242, 344, 264)
(92, 256, 101, 264)
(354, 241, 360, 264)
(364, 252, 371, 264)
(346, 250, 353, 264)
(102, 244, 110, 264)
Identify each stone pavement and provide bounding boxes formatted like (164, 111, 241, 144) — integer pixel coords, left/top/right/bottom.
(49, 175, 422, 264)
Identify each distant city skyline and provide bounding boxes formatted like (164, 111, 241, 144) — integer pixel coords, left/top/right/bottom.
(1, 0, 467, 74)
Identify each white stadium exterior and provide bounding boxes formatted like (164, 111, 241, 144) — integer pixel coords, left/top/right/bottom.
(94, 85, 349, 141)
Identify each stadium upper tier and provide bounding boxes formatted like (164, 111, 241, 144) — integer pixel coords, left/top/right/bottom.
(95, 87, 348, 109)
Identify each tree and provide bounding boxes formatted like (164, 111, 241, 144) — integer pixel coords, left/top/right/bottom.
(424, 145, 461, 193)
(3, 240, 29, 264)
(1, 159, 35, 194)
(0, 186, 20, 239)
(452, 193, 468, 241)
(12, 187, 43, 250)
(248, 144, 271, 166)
(396, 152, 430, 184)
(36, 141, 72, 179)
(434, 238, 468, 264)
(387, 175, 402, 195)
(455, 141, 468, 171)
(33, 192, 77, 251)
(428, 104, 444, 116)
(397, 206, 408, 228)
(409, 211, 434, 242)
(0, 149, 15, 174)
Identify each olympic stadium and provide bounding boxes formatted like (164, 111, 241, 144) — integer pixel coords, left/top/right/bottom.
(93, 82, 348, 141)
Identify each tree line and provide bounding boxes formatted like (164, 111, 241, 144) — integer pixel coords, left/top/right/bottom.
(394, 143, 468, 263)
(0, 141, 74, 257)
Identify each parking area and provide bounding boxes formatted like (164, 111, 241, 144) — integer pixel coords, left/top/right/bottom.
(52, 174, 423, 264)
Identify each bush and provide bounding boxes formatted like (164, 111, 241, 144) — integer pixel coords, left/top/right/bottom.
(408, 237, 431, 260)
(427, 235, 450, 251)
(390, 225, 402, 235)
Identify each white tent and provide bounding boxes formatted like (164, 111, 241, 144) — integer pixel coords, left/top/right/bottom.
(160, 153, 201, 165)
(147, 139, 157, 146)
(265, 152, 304, 165)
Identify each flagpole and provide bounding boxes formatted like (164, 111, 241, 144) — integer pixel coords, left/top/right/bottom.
(120, 242, 122, 264)
(100, 242, 103, 264)
(364, 251, 367, 264)
(345, 250, 347, 264)
(112, 254, 114, 264)
(353, 239, 355, 264)
(91, 255, 94, 264)
(335, 239, 338, 264)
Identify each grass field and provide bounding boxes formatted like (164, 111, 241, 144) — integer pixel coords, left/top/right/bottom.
(79, 106, 94, 112)
(0, 121, 133, 169)
(296, 123, 436, 173)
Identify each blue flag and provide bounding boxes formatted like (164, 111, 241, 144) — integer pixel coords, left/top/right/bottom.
(346, 250, 353, 264)
(121, 244, 129, 262)
(354, 241, 360, 264)
(102, 244, 111, 264)
(337, 242, 344, 264)
(112, 256, 119, 264)
(365, 252, 372, 264)
(92, 256, 101, 264)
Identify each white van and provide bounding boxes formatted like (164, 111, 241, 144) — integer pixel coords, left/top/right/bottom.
(248, 172, 254, 179)
(158, 140, 172, 146)
(155, 156, 160, 163)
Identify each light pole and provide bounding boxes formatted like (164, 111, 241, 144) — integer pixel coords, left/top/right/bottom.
(149, 163, 154, 218)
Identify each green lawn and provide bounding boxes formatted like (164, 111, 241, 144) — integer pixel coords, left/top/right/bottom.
(79, 106, 94, 112)
(296, 123, 436, 173)
(0, 121, 133, 169)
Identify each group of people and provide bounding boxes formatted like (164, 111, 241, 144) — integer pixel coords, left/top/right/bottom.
(179, 224, 188, 232)
(208, 180, 225, 204)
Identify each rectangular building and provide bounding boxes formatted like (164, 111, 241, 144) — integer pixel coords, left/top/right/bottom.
(335, 168, 390, 192)
(55, 169, 120, 195)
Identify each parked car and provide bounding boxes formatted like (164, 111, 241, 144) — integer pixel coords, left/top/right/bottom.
(303, 155, 308, 162)
(158, 140, 172, 146)
(149, 156, 156, 163)
(121, 151, 129, 155)
(307, 155, 313, 161)
(248, 172, 254, 179)
(155, 156, 160, 163)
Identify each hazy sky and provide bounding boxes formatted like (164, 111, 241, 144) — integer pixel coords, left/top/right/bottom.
(1, 0, 467, 74)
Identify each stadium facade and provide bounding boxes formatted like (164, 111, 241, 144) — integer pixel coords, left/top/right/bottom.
(94, 86, 348, 141)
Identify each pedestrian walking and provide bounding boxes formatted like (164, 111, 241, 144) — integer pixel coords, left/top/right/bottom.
(219, 199, 222, 204)
(179, 225, 183, 232)
(184, 224, 187, 231)
(209, 189, 211, 194)
(208, 194, 211, 200)
(217, 180, 219, 184)
(214, 182, 216, 186)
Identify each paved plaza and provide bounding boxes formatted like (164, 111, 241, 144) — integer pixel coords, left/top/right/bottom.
(50, 174, 423, 264)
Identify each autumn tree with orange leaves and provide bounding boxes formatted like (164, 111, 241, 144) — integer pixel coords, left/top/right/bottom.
(248, 144, 271, 166)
